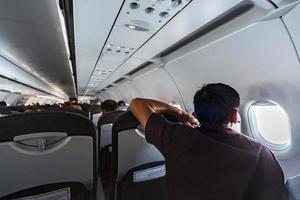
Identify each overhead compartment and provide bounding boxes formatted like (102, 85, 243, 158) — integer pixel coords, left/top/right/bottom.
(0, 56, 67, 99)
(282, 3, 300, 60)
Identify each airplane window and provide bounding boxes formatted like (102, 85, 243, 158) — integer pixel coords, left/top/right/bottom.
(248, 102, 291, 150)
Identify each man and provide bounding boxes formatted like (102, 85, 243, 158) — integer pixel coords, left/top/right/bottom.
(130, 83, 284, 200)
(101, 99, 117, 115)
(0, 101, 7, 107)
(117, 100, 128, 111)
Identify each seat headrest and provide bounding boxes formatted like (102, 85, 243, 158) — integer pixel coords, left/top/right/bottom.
(0, 107, 12, 115)
(44, 107, 88, 117)
(90, 106, 101, 114)
(97, 111, 125, 127)
(112, 111, 139, 133)
(0, 112, 96, 142)
(112, 111, 180, 133)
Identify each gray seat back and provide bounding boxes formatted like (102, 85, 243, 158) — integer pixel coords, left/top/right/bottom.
(111, 111, 166, 200)
(0, 112, 98, 198)
(97, 111, 125, 149)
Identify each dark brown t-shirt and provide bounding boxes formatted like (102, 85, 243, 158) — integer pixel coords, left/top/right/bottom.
(145, 113, 284, 200)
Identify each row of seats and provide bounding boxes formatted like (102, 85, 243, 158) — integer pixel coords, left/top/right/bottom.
(0, 105, 167, 200)
(1, 106, 298, 200)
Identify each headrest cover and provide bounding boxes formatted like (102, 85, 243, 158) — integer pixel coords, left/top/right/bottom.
(0, 112, 96, 142)
(112, 111, 139, 133)
(97, 111, 125, 127)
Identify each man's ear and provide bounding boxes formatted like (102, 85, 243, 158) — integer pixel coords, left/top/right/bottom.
(230, 110, 238, 124)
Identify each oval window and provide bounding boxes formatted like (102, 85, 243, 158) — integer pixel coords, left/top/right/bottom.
(248, 101, 291, 150)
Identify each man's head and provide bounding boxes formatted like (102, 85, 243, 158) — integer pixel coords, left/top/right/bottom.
(101, 99, 117, 114)
(193, 83, 240, 126)
(117, 100, 126, 107)
(0, 101, 7, 107)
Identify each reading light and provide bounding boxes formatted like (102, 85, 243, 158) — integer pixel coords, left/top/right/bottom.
(128, 25, 136, 29)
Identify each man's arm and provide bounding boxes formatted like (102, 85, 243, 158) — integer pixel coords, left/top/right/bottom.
(130, 98, 199, 128)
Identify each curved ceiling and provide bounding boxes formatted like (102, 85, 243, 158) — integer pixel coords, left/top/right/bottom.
(0, 0, 76, 98)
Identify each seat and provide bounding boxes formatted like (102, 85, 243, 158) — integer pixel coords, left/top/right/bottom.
(0, 107, 12, 116)
(90, 105, 101, 125)
(44, 107, 89, 117)
(8, 106, 26, 113)
(98, 111, 125, 150)
(97, 111, 125, 189)
(286, 174, 300, 200)
(110, 111, 166, 200)
(0, 112, 99, 199)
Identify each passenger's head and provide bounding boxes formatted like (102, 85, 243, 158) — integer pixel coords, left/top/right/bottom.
(117, 100, 126, 107)
(101, 99, 117, 114)
(0, 101, 7, 107)
(69, 98, 78, 104)
(193, 83, 240, 126)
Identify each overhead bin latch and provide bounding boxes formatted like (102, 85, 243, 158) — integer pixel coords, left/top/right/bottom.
(150, 58, 166, 68)
(123, 75, 133, 81)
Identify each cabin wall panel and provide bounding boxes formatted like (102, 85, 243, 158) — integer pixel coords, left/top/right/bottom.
(283, 4, 300, 62)
(113, 67, 185, 108)
(3, 93, 21, 106)
(0, 91, 10, 101)
(164, 19, 300, 178)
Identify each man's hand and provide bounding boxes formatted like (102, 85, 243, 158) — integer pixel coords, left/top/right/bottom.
(178, 111, 199, 128)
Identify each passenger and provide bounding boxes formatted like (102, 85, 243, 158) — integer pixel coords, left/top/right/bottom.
(130, 83, 284, 200)
(117, 100, 128, 111)
(101, 99, 117, 115)
(0, 101, 7, 107)
(63, 99, 82, 110)
(0, 100, 11, 116)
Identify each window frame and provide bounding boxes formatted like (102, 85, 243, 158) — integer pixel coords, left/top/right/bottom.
(248, 101, 291, 151)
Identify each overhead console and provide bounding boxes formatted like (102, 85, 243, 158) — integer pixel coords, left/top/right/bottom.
(77, 0, 278, 96)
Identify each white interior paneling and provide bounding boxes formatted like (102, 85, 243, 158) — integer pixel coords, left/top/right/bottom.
(116, 67, 185, 109)
(0, 0, 75, 97)
(97, 57, 145, 89)
(83, 0, 193, 94)
(108, 26, 152, 49)
(0, 91, 10, 101)
(74, 0, 124, 92)
(0, 57, 66, 98)
(96, 0, 274, 90)
(271, 0, 300, 6)
(133, 0, 245, 60)
(3, 93, 21, 106)
(283, 4, 300, 59)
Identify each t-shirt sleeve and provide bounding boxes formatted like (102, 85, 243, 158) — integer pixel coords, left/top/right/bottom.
(245, 146, 285, 200)
(145, 113, 167, 153)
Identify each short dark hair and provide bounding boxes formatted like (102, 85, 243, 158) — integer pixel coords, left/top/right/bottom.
(101, 99, 117, 113)
(117, 100, 126, 107)
(0, 101, 7, 107)
(193, 83, 240, 125)
(0, 101, 7, 106)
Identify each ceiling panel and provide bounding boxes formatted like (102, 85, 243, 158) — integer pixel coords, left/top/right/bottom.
(74, 0, 124, 94)
(0, 0, 76, 97)
(82, 0, 192, 95)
